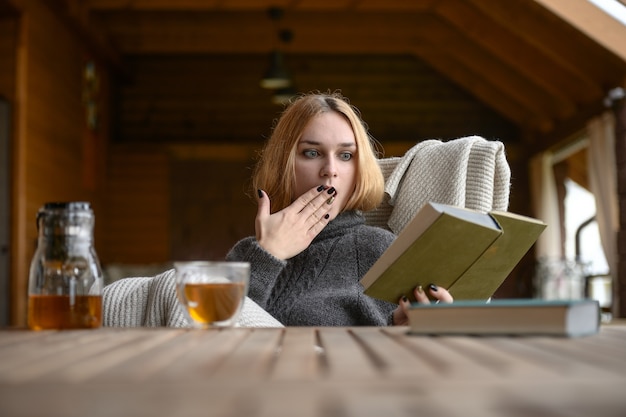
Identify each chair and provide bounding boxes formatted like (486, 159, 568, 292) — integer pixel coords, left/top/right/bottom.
(364, 135, 511, 234)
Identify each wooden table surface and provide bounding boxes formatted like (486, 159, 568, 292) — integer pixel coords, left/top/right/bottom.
(1, 324, 625, 417)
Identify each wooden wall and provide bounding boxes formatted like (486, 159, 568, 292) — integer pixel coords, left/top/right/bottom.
(2, 2, 538, 326)
(113, 54, 519, 146)
(0, 14, 16, 100)
(6, 1, 109, 326)
(101, 145, 170, 264)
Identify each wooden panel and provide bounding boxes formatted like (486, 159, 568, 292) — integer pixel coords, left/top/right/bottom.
(466, 0, 622, 88)
(10, 0, 107, 326)
(85, 0, 436, 12)
(114, 54, 518, 145)
(438, 0, 602, 105)
(532, 0, 626, 64)
(169, 152, 257, 261)
(0, 16, 17, 100)
(101, 146, 170, 263)
(92, 11, 435, 55)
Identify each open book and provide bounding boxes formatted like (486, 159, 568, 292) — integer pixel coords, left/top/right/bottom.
(360, 202, 546, 303)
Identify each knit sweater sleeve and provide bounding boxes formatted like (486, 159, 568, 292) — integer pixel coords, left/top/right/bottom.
(356, 225, 399, 326)
(225, 236, 287, 309)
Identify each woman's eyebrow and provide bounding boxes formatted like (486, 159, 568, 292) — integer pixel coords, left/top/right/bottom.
(298, 140, 356, 148)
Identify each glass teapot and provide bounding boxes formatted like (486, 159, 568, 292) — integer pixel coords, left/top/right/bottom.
(28, 202, 103, 330)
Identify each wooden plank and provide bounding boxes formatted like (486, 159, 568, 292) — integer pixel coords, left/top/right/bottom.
(349, 328, 440, 378)
(269, 327, 321, 380)
(0, 330, 162, 382)
(436, 0, 602, 105)
(396, 334, 503, 380)
(86, 0, 436, 12)
(95, 330, 216, 381)
(417, 11, 574, 121)
(209, 328, 283, 380)
(466, 0, 621, 90)
(94, 11, 434, 54)
(147, 328, 250, 380)
(533, 0, 626, 64)
(317, 327, 382, 379)
(414, 45, 551, 132)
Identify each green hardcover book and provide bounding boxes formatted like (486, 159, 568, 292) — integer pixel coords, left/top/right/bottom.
(448, 211, 547, 300)
(360, 202, 546, 303)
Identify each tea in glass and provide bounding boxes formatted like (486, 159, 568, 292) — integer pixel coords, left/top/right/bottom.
(175, 261, 249, 328)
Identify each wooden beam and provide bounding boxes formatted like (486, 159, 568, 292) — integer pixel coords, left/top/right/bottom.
(412, 17, 563, 124)
(93, 11, 435, 55)
(532, 0, 626, 65)
(527, 100, 607, 153)
(466, 0, 621, 94)
(442, 0, 603, 104)
(413, 44, 552, 133)
(85, 0, 437, 12)
(43, 0, 127, 73)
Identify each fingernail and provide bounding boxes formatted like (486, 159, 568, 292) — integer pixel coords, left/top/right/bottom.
(416, 285, 424, 294)
(429, 284, 438, 292)
(257, 189, 263, 198)
(324, 213, 330, 219)
(326, 196, 335, 205)
(327, 187, 335, 194)
(317, 185, 325, 192)
(402, 296, 408, 303)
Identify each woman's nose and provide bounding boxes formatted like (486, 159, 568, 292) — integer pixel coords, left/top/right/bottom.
(321, 159, 338, 177)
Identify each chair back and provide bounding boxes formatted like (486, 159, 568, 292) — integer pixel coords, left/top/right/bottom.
(363, 136, 511, 234)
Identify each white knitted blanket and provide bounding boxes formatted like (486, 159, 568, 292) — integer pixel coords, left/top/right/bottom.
(364, 136, 511, 234)
(102, 269, 284, 328)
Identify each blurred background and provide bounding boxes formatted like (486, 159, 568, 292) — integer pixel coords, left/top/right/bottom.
(1, 0, 625, 326)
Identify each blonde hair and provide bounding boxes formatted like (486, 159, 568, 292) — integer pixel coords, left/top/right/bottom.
(253, 91, 385, 213)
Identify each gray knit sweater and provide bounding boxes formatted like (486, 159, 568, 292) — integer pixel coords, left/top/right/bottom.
(226, 211, 397, 326)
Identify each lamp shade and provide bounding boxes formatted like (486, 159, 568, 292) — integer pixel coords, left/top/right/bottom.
(260, 51, 291, 89)
(272, 87, 297, 105)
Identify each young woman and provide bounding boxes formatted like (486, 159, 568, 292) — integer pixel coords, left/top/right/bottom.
(226, 91, 452, 326)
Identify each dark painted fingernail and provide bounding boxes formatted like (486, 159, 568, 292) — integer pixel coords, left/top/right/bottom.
(327, 187, 335, 194)
(324, 213, 330, 219)
(257, 189, 263, 198)
(317, 185, 325, 192)
(402, 296, 408, 302)
(429, 284, 438, 292)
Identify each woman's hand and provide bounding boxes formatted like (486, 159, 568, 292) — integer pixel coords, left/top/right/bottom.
(392, 284, 453, 326)
(255, 185, 336, 260)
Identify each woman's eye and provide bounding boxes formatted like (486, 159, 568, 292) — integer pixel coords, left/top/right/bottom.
(339, 152, 353, 161)
(303, 149, 319, 158)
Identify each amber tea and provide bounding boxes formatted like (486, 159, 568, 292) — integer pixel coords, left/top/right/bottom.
(175, 261, 250, 328)
(28, 294, 102, 330)
(183, 282, 246, 323)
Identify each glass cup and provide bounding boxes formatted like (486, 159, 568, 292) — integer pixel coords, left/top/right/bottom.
(175, 261, 250, 328)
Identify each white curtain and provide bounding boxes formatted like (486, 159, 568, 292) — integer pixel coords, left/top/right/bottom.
(530, 151, 562, 259)
(587, 111, 619, 279)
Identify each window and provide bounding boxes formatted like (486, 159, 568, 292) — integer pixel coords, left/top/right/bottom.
(564, 178, 609, 275)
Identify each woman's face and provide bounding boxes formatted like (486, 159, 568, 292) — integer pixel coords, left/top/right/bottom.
(293, 111, 357, 220)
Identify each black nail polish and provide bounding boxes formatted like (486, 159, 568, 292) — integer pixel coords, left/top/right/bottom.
(324, 213, 329, 219)
(402, 296, 408, 302)
(317, 185, 325, 192)
(257, 189, 263, 198)
(429, 284, 438, 292)
(327, 187, 335, 194)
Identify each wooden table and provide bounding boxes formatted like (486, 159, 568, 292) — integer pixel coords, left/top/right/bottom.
(0, 324, 625, 417)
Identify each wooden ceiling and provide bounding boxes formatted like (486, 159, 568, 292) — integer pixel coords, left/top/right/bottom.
(47, 0, 626, 150)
